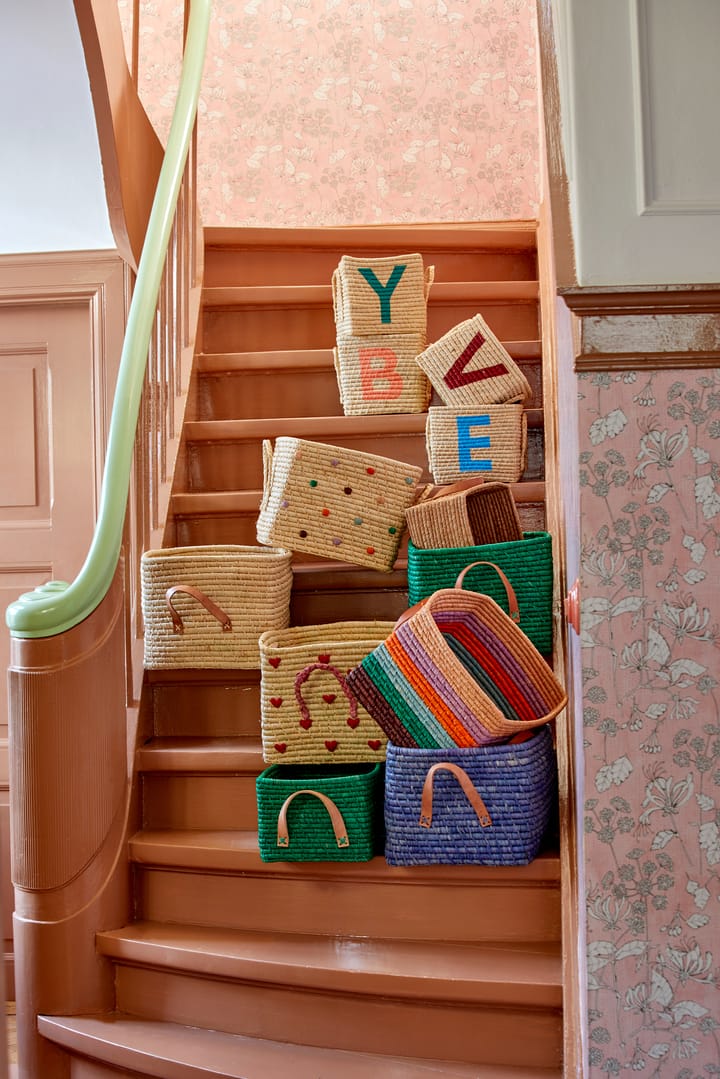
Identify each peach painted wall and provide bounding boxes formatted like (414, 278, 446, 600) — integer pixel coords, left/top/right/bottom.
(118, 0, 540, 227)
(578, 369, 720, 1074)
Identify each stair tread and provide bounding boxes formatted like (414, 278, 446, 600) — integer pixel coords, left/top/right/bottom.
(205, 222, 539, 251)
(197, 339, 542, 370)
(97, 922, 562, 1005)
(202, 280, 539, 308)
(137, 737, 264, 773)
(39, 1013, 557, 1079)
(130, 827, 561, 883)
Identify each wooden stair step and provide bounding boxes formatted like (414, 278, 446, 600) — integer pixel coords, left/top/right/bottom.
(202, 280, 539, 309)
(39, 1013, 558, 1079)
(146, 668, 262, 738)
(137, 737, 264, 773)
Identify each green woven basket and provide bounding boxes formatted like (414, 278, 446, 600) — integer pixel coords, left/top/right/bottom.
(407, 532, 554, 654)
(256, 763, 385, 862)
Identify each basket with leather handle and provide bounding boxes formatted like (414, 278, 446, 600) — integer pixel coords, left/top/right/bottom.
(405, 479, 524, 550)
(256, 762, 385, 862)
(383, 726, 558, 865)
(141, 544, 293, 669)
(346, 561, 567, 748)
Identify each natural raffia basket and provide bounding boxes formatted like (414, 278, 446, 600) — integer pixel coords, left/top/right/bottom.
(259, 621, 395, 763)
(256, 436, 423, 571)
(425, 405, 527, 484)
(256, 762, 385, 862)
(333, 332, 431, 416)
(141, 545, 293, 669)
(415, 313, 531, 408)
(332, 253, 434, 338)
(383, 727, 558, 866)
(405, 480, 524, 550)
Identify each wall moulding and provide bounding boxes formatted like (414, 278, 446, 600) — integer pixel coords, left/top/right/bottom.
(560, 286, 720, 370)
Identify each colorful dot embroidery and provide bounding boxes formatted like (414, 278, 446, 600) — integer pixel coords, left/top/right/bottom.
(309, 479, 318, 488)
(322, 508, 330, 517)
(343, 486, 353, 495)
(404, 476, 414, 485)
(366, 546, 375, 555)
(299, 529, 308, 538)
(366, 467, 375, 475)
(281, 499, 289, 509)
(388, 526, 397, 535)
(354, 517, 363, 525)
(332, 537, 342, 546)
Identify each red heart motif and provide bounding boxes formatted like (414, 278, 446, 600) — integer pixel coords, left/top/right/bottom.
(274, 743, 287, 753)
(347, 716, 360, 729)
(318, 654, 330, 663)
(367, 739, 382, 751)
(322, 693, 336, 704)
(268, 657, 281, 668)
(325, 740, 338, 752)
(270, 697, 283, 708)
(299, 718, 312, 730)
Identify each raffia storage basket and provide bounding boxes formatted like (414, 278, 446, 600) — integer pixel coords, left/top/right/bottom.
(256, 762, 385, 862)
(256, 436, 423, 571)
(141, 545, 293, 670)
(259, 621, 395, 763)
(416, 313, 531, 408)
(384, 727, 558, 866)
(426, 405, 527, 484)
(405, 480, 523, 550)
(333, 332, 431, 416)
(332, 253, 433, 338)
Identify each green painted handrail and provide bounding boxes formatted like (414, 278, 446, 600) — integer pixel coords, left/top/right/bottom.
(6, 0, 211, 639)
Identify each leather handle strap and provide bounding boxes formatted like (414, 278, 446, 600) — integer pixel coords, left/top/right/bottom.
(416, 477, 488, 504)
(294, 662, 358, 727)
(454, 560, 520, 623)
(419, 762, 492, 830)
(276, 789, 350, 849)
(165, 585, 232, 635)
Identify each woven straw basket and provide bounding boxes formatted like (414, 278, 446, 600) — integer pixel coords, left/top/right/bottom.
(416, 313, 531, 408)
(333, 332, 431, 416)
(346, 562, 567, 749)
(405, 480, 523, 550)
(256, 762, 385, 862)
(256, 436, 423, 571)
(259, 621, 395, 763)
(384, 727, 558, 866)
(407, 534, 555, 654)
(426, 405, 527, 484)
(141, 545, 293, 669)
(332, 253, 434, 338)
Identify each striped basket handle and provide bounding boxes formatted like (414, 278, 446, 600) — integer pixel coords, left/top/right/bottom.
(294, 662, 358, 729)
(454, 561, 520, 623)
(277, 789, 350, 849)
(424, 264, 435, 300)
(419, 762, 492, 830)
(165, 585, 232, 636)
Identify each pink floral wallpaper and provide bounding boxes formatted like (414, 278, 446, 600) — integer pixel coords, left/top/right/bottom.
(118, 0, 540, 227)
(579, 369, 720, 1075)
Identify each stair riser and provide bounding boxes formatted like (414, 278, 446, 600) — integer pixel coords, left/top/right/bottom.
(71, 1062, 142, 1079)
(115, 966, 562, 1069)
(204, 248, 538, 288)
(151, 681, 261, 738)
(142, 775, 258, 830)
(185, 429, 545, 492)
(201, 301, 539, 355)
(137, 868, 561, 944)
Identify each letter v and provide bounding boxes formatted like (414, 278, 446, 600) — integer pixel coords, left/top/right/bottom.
(357, 264, 406, 323)
(444, 329, 508, 390)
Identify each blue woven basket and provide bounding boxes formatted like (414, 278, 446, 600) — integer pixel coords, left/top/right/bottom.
(384, 727, 557, 866)
(407, 531, 554, 654)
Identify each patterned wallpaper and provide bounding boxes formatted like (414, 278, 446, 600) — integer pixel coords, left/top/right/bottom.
(579, 369, 720, 1075)
(118, 0, 540, 227)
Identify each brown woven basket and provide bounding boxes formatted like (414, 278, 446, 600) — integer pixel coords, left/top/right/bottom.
(416, 314, 531, 408)
(405, 480, 524, 549)
(333, 332, 431, 416)
(141, 545, 293, 670)
(426, 406, 527, 485)
(256, 436, 423, 571)
(332, 253, 434, 338)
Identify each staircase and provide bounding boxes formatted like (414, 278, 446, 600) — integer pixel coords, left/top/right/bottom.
(40, 224, 565, 1077)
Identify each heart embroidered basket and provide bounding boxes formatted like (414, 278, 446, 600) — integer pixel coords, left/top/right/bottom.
(405, 480, 524, 550)
(407, 532, 555, 654)
(332, 253, 434, 338)
(415, 313, 531, 408)
(141, 545, 293, 669)
(256, 762, 385, 862)
(256, 436, 423, 571)
(259, 621, 396, 763)
(333, 333, 431, 416)
(345, 562, 567, 748)
(383, 727, 558, 866)
(426, 405, 527, 484)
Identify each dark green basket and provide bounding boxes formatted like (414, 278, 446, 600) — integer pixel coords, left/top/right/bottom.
(256, 763, 385, 862)
(407, 531, 554, 654)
